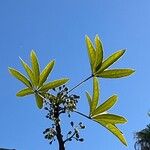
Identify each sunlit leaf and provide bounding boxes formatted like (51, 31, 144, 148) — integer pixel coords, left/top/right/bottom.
(39, 60, 55, 87)
(30, 50, 40, 86)
(85, 91, 92, 115)
(35, 94, 43, 109)
(93, 35, 103, 72)
(96, 50, 125, 74)
(19, 57, 35, 85)
(95, 120, 127, 146)
(85, 35, 96, 73)
(16, 88, 34, 97)
(97, 69, 135, 78)
(8, 67, 31, 88)
(91, 77, 99, 113)
(39, 78, 69, 92)
(92, 95, 117, 116)
(93, 114, 127, 124)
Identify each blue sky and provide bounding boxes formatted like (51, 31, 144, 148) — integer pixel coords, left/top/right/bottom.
(0, 0, 150, 150)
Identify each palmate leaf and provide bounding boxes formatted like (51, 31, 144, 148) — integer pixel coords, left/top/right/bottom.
(39, 78, 69, 92)
(39, 60, 55, 87)
(9, 50, 70, 109)
(91, 95, 117, 116)
(91, 77, 99, 114)
(97, 69, 135, 78)
(92, 114, 127, 124)
(16, 88, 34, 97)
(95, 120, 127, 146)
(8, 67, 31, 88)
(85, 35, 96, 73)
(85, 92, 92, 115)
(95, 50, 125, 74)
(30, 50, 40, 86)
(93, 35, 103, 73)
(35, 94, 43, 109)
(19, 57, 35, 86)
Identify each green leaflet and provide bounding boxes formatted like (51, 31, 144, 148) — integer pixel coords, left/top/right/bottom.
(19, 57, 35, 86)
(85, 91, 92, 115)
(39, 60, 55, 87)
(93, 114, 127, 124)
(39, 78, 69, 92)
(95, 120, 127, 146)
(93, 35, 103, 73)
(97, 69, 135, 78)
(91, 77, 99, 114)
(92, 95, 117, 116)
(16, 88, 34, 97)
(30, 50, 40, 86)
(35, 94, 43, 109)
(85, 35, 96, 73)
(8, 67, 31, 88)
(96, 50, 125, 74)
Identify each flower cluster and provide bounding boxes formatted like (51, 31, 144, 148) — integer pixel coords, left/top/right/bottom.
(43, 85, 80, 121)
(43, 85, 81, 145)
(43, 125, 57, 144)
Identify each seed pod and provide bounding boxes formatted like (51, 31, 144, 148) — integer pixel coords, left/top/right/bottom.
(79, 138, 84, 142)
(68, 131, 72, 135)
(70, 121, 74, 127)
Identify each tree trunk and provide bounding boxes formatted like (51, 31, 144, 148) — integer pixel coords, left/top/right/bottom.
(54, 106, 65, 150)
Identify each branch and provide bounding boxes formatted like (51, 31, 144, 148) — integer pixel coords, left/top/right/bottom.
(54, 106, 65, 150)
(64, 129, 76, 143)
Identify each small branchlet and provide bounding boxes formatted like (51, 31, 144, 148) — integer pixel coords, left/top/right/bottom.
(64, 121, 85, 143)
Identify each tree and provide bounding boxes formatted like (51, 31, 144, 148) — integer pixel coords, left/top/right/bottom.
(134, 124, 150, 150)
(9, 35, 134, 150)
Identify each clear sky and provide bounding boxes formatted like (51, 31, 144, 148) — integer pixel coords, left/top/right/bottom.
(0, 0, 150, 150)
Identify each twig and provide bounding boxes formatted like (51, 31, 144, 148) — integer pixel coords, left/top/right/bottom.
(68, 75, 93, 93)
(74, 110, 91, 120)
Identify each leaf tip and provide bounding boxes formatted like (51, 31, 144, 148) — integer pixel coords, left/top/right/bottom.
(52, 59, 55, 65)
(31, 49, 35, 53)
(16, 93, 21, 97)
(131, 69, 135, 74)
(85, 35, 90, 41)
(8, 67, 13, 74)
(95, 34, 99, 39)
(19, 56, 24, 62)
(122, 49, 126, 54)
(65, 78, 70, 83)
(30, 49, 37, 58)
